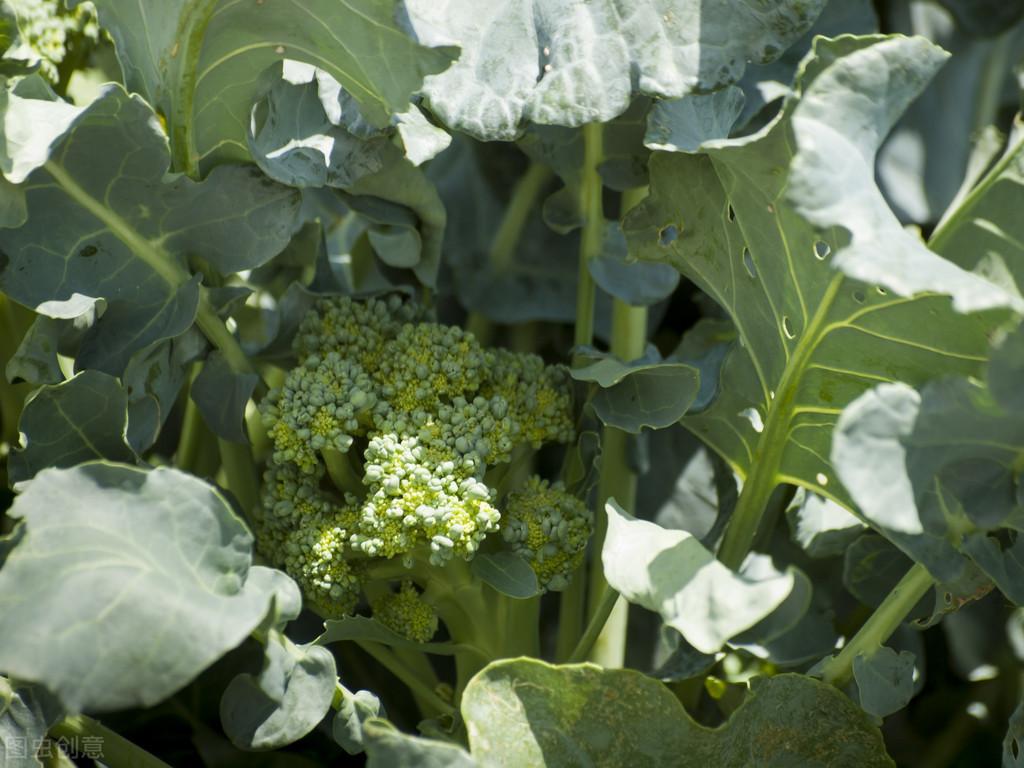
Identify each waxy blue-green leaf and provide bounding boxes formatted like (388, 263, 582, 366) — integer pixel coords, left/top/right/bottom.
(0, 679, 62, 768)
(853, 647, 917, 719)
(0, 463, 280, 713)
(0, 85, 301, 374)
(249, 63, 445, 287)
(787, 488, 866, 558)
(220, 631, 337, 751)
(333, 689, 384, 755)
(1006, 691, 1024, 768)
(470, 552, 539, 599)
(588, 221, 680, 305)
(644, 87, 745, 153)
(625, 35, 1006, 515)
(403, 0, 826, 140)
(572, 347, 700, 433)
(8, 370, 136, 485)
(928, 117, 1024, 295)
(6, 315, 68, 386)
(832, 324, 1024, 597)
(191, 350, 259, 444)
(602, 502, 794, 653)
(363, 720, 477, 768)
(316, 616, 477, 659)
(786, 37, 1023, 315)
(76, 0, 456, 171)
(462, 659, 893, 767)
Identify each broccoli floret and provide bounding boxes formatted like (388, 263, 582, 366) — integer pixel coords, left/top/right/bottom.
(501, 476, 593, 592)
(4, 0, 98, 82)
(256, 295, 579, 622)
(370, 580, 439, 643)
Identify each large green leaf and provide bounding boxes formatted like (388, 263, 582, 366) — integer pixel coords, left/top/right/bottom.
(0, 84, 301, 374)
(249, 62, 446, 287)
(832, 324, 1024, 596)
(403, 0, 826, 140)
(0, 679, 62, 768)
(928, 117, 1024, 293)
(363, 720, 477, 768)
(8, 370, 137, 485)
(0, 463, 280, 713)
(624, 35, 1013, 525)
(76, 0, 456, 171)
(220, 631, 337, 751)
(602, 502, 794, 654)
(461, 659, 893, 767)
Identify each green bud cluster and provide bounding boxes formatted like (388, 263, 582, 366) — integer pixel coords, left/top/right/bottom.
(501, 476, 594, 592)
(369, 580, 439, 643)
(256, 295, 578, 618)
(5, 0, 98, 82)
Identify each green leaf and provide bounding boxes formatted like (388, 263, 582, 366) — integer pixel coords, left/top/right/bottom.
(461, 659, 894, 767)
(8, 371, 136, 485)
(588, 221, 680, 306)
(787, 37, 1022, 315)
(0, 679, 62, 768)
(602, 501, 794, 653)
(316, 616, 475, 658)
(78, 0, 456, 170)
(403, 0, 826, 140)
(0, 85, 301, 373)
(332, 689, 384, 755)
(571, 348, 700, 433)
(191, 351, 259, 444)
(1005, 691, 1024, 768)
(6, 315, 68, 386)
(0, 463, 279, 713)
(929, 118, 1024, 295)
(644, 87, 745, 153)
(470, 552, 539, 599)
(843, 535, 929, 617)
(363, 719, 477, 768)
(249, 64, 446, 287)
(625, 35, 1007, 517)
(786, 488, 866, 558)
(852, 647, 917, 719)
(832, 324, 1024, 601)
(220, 631, 337, 751)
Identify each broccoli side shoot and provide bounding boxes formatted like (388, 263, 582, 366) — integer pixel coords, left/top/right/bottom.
(254, 295, 582, 641)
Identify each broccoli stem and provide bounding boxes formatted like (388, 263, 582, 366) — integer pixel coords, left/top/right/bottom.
(49, 714, 172, 768)
(355, 640, 455, 717)
(569, 586, 620, 663)
(587, 294, 648, 668)
(573, 122, 604, 357)
(217, 438, 259, 515)
(820, 562, 935, 688)
(322, 447, 365, 498)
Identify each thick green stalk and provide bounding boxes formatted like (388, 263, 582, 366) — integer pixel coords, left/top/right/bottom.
(573, 123, 605, 355)
(217, 438, 259, 515)
(492, 162, 553, 274)
(175, 366, 203, 472)
(569, 587, 619, 663)
(49, 715, 172, 768)
(167, 0, 220, 178)
(587, 300, 647, 667)
(355, 640, 455, 716)
(555, 574, 587, 661)
(322, 447, 365, 498)
(820, 562, 935, 688)
(716, 275, 843, 570)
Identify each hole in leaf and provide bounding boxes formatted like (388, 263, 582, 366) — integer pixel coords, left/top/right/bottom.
(783, 316, 796, 339)
(813, 240, 830, 260)
(659, 225, 679, 246)
(727, 204, 736, 222)
(742, 247, 756, 278)
(78, 245, 98, 258)
(739, 407, 764, 433)
(852, 290, 865, 303)
(877, 286, 888, 295)
(944, 592, 953, 605)
(816, 472, 828, 486)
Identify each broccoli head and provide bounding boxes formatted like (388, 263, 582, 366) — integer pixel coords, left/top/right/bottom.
(255, 295, 581, 630)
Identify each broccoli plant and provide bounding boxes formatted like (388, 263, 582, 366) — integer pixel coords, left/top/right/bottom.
(1, 1, 1024, 767)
